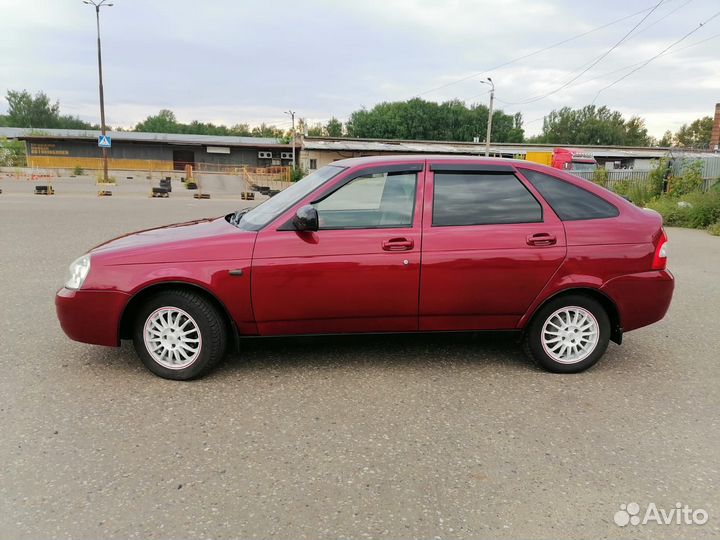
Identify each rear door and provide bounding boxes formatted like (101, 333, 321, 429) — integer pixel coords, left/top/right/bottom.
(419, 163, 566, 331)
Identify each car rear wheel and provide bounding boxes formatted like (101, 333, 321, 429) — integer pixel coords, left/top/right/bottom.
(132, 289, 227, 380)
(524, 294, 610, 373)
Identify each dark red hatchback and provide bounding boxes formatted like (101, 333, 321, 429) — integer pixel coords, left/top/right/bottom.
(56, 156, 674, 379)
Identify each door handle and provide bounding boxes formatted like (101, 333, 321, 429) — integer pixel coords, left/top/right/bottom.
(526, 233, 557, 246)
(382, 237, 414, 251)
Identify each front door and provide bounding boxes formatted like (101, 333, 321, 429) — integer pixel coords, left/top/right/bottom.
(251, 163, 425, 335)
(419, 164, 567, 331)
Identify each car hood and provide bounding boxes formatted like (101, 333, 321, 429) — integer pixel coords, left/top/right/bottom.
(90, 216, 257, 264)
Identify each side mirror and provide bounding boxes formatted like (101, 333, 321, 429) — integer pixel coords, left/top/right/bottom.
(293, 205, 319, 232)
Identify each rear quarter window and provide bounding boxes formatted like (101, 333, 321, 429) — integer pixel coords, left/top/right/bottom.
(520, 168, 619, 221)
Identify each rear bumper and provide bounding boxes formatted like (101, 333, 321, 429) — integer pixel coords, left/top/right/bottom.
(55, 288, 130, 346)
(601, 269, 674, 332)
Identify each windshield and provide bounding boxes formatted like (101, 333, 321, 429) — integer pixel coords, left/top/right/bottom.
(229, 165, 345, 231)
(571, 161, 597, 172)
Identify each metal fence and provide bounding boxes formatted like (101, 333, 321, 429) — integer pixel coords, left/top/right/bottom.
(566, 169, 720, 191)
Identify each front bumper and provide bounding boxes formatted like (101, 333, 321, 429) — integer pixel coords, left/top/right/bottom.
(601, 269, 674, 332)
(55, 288, 130, 346)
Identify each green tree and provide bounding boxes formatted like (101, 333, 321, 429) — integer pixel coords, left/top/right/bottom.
(658, 130, 673, 147)
(325, 117, 343, 137)
(534, 105, 651, 146)
(345, 98, 523, 142)
(134, 109, 180, 133)
(229, 123, 252, 136)
(134, 110, 278, 137)
(250, 123, 286, 138)
(675, 116, 713, 149)
(0, 90, 96, 129)
(5, 90, 60, 127)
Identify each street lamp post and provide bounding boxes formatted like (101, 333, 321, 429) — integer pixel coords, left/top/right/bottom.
(285, 110, 296, 168)
(83, 0, 113, 182)
(481, 77, 494, 157)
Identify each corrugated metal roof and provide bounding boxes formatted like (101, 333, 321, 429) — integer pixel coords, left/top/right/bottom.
(302, 136, 718, 159)
(0, 127, 287, 147)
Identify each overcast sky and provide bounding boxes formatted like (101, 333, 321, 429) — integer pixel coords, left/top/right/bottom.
(1, 0, 718, 137)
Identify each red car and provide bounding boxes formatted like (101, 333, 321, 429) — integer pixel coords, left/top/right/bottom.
(56, 156, 674, 380)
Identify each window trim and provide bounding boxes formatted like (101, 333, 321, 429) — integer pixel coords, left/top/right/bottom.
(429, 163, 515, 173)
(431, 170, 544, 228)
(311, 163, 423, 205)
(516, 167, 619, 222)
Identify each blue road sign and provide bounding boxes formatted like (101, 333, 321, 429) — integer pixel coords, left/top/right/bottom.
(98, 135, 111, 148)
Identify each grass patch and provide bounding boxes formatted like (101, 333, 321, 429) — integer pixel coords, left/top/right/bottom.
(646, 190, 720, 229)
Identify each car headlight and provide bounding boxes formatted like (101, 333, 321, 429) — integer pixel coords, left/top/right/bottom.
(65, 255, 91, 290)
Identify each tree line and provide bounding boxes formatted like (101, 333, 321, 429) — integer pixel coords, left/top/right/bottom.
(0, 89, 714, 148)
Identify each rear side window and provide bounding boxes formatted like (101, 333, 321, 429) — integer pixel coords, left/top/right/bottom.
(520, 168, 619, 221)
(433, 172, 542, 226)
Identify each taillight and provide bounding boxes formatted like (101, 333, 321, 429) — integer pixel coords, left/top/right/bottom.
(651, 229, 668, 270)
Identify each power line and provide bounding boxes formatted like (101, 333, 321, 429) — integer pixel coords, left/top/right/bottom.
(411, 3, 667, 99)
(502, 0, 691, 104)
(498, 29, 720, 108)
(498, 0, 665, 105)
(517, 30, 720, 128)
(307, 29, 720, 132)
(592, 10, 720, 103)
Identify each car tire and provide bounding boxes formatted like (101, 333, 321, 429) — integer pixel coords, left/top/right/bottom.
(132, 289, 227, 380)
(523, 294, 610, 373)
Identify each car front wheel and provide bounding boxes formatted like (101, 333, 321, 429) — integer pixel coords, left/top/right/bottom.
(132, 289, 227, 380)
(524, 294, 610, 373)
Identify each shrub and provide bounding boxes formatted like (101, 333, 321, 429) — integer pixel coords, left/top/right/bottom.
(646, 196, 688, 226)
(646, 190, 720, 228)
(290, 166, 307, 182)
(683, 191, 720, 228)
(708, 222, 720, 236)
(610, 179, 629, 197)
(627, 182, 651, 207)
(647, 157, 670, 198)
(668, 159, 703, 196)
(73, 165, 84, 176)
(0, 137, 26, 166)
(96, 173, 116, 184)
(592, 167, 608, 187)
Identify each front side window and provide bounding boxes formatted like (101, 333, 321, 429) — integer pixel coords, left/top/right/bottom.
(519, 168, 619, 221)
(313, 171, 417, 229)
(233, 164, 344, 230)
(432, 172, 542, 226)
(570, 162, 597, 172)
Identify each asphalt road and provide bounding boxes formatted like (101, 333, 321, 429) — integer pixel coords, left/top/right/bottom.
(0, 189, 718, 539)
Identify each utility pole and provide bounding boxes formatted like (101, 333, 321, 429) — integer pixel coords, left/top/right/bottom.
(285, 110, 296, 168)
(84, 0, 113, 182)
(482, 77, 494, 157)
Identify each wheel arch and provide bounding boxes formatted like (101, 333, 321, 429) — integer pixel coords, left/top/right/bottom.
(119, 281, 236, 342)
(523, 287, 623, 344)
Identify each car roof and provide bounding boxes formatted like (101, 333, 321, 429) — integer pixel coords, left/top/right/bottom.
(330, 154, 531, 168)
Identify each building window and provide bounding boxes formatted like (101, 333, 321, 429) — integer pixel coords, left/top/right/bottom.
(309, 159, 317, 170)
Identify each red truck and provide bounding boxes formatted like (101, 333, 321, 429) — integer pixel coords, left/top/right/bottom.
(526, 148, 598, 171)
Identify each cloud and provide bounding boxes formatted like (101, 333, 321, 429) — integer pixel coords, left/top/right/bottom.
(1, 0, 718, 136)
